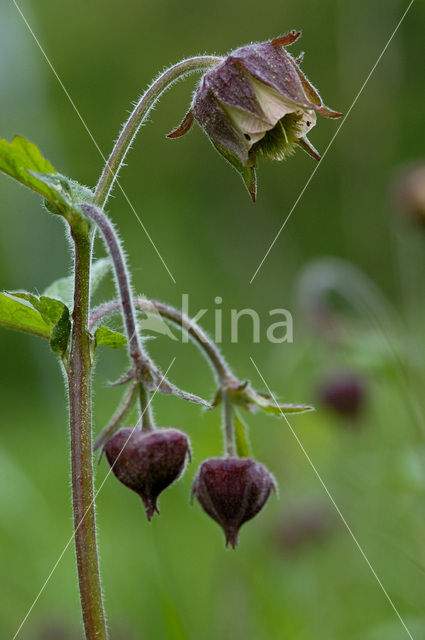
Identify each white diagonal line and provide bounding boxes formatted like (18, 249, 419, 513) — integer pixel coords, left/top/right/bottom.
(249, 356, 414, 640)
(12, 358, 176, 640)
(250, 0, 415, 284)
(10, 0, 176, 283)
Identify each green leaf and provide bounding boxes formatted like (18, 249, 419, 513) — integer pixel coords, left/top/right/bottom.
(0, 135, 57, 199)
(234, 411, 253, 457)
(0, 136, 94, 220)
(95, 326, 127, 349)
(49, 305, 71, 355)
(43, 257, 111, 309)
(43, 275, 74, 310)
(0, 292, 51, 339)
(12, 292, 63, 324)
(8, 292, 71, 356)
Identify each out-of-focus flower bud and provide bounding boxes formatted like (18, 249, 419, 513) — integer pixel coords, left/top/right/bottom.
(168, 31, 342, 201)
(318, 372, 366, 420)
(274, 504, 334, 552)
(192, 457, 276, 548)
(394, 162, 425, 226)
(104, 427, 191, 520)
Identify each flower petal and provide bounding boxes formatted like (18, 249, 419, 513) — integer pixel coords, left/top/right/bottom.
(204, 58, 271, 124)
(222, 104, 270, 135)
(192, 82, 249, 166)
(231, 42, 313, 110)
(250, 77, 300, 123)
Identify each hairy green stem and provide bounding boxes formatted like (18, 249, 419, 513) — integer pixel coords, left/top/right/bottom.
(94, 56, 223, 207)
(68, 227, 107, 640)
(223, 391, 236, 456)
(139, 383, 155, 432)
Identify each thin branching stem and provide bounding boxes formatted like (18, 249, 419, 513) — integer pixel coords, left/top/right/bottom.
(81, 204, 146, 375)
(89, 297, 235, 385)
(222, 390, 236, 456)
(94, 382, 138, 452)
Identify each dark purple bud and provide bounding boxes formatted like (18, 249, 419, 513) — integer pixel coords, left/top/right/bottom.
(318, 372, 366, 419)
(192, 457, 276, 548)
(168, 31, 342, 200)
(393, 162, 425, 227)
(104, 427, 191, 520)
(275, 505, 333, 552)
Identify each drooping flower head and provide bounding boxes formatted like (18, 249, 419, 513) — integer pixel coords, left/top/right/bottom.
(168, 31, 342, 201)
(104, 427, 191, 520)
(192, 457, 276, 548)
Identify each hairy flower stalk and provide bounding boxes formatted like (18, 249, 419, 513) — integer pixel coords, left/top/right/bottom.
(94, 56, 223, 207)
(80, 204, 144, 372)
(89, 297, 235, 386)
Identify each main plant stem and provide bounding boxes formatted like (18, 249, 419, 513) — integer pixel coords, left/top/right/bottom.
(68, 227, 107, 640)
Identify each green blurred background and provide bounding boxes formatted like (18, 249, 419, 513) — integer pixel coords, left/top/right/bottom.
(1, 0, 425, 638)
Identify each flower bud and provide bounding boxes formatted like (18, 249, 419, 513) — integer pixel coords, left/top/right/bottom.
(104, 427, 191, 520)
(192, 457, 276, 548)
(394, 162, 425, 226)
(168, 31, 342, 201)
(318, 372, 366, 419)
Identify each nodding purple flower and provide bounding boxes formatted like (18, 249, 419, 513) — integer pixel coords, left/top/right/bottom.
(192, 457, 276, 548)
(318, 372, 366, 420)
(104, 427, 191, 520)
(168, 31, 342, 201)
